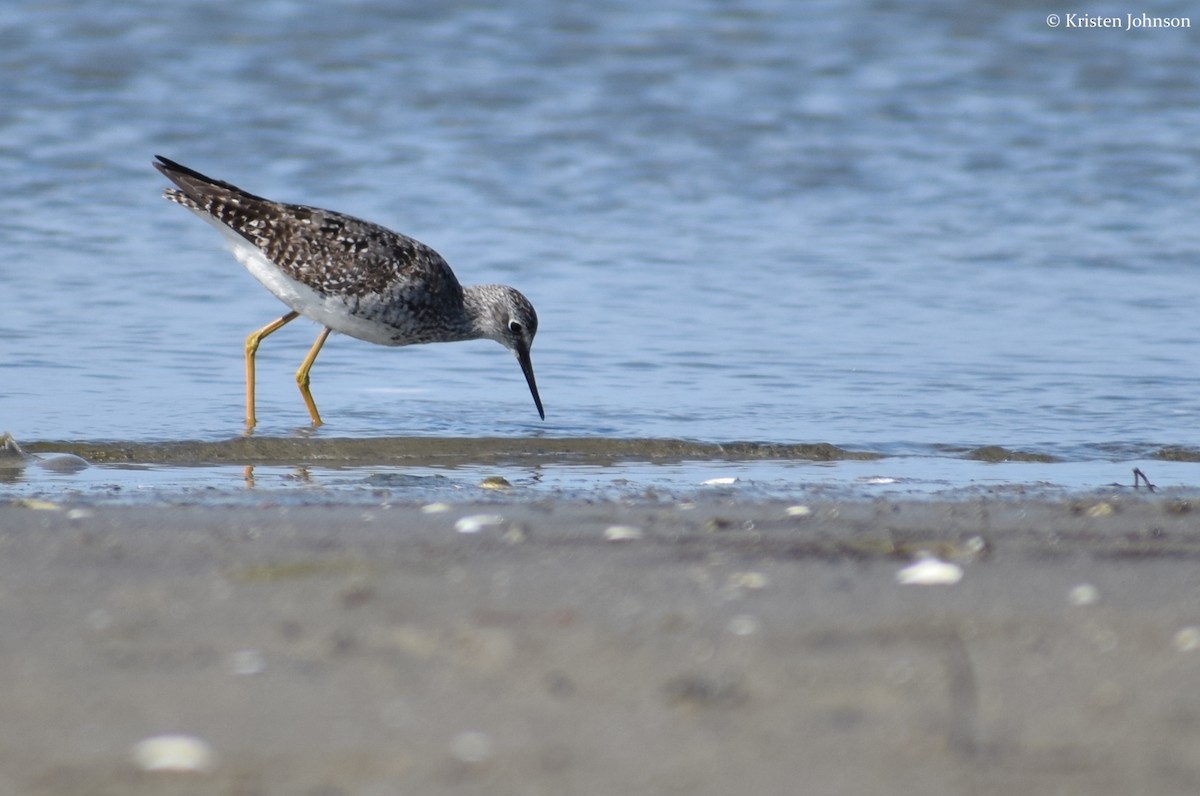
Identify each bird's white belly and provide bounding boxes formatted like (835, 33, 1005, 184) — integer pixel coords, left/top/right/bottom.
(232, 239, 401, 346)
(187, 207, 402, 346)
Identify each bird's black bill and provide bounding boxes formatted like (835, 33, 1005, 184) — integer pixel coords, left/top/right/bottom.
(517, 346, 545, 420)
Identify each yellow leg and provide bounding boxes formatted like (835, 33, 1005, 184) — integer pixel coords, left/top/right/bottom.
(244, 311, 300, 428)
(296, 327, 333, 426)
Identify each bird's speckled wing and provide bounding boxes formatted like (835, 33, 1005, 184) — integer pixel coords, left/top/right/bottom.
(154, 157, 463, 305)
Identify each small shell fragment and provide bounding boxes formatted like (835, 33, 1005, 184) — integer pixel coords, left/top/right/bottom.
(421, 503, 451, 514)
(604, 525, 643, 542)
(1173, 626, 1200, 652)
(0, 433, 31, 465)
(702, 477, 738, 486)
(1068, 584, 1100, 606)
(131, 734, 215, 773)
(784, 505, 812, 517)
(896, 555, 963, 586)
(728, 572, 768, 590)
(479, 476, 512, 491)
(13, 499, 61, 510)
(454, 514, 505, 534)
(962, 536, 988, 557)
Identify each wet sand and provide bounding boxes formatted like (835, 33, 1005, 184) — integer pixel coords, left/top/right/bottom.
(1, 495, 1199, 795)
(21, 435, 1200, 465)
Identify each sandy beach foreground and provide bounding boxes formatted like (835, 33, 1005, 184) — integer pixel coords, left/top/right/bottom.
(1, 496, 1199, 795)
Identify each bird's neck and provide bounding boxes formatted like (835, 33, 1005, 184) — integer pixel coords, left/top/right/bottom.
(459, 285, 502, 343)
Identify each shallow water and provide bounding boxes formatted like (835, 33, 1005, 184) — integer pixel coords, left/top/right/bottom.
(2, 2, 1199, 473)
(3, 436, 1191, 506)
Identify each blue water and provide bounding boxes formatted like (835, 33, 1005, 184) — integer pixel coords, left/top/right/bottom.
(2, 1, 1200, 462)
(6, 453, 1194, 506)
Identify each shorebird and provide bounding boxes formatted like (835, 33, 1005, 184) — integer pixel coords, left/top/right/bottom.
(153, 156, 544, 428)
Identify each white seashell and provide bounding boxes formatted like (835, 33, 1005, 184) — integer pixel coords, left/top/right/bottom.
(604, 525, 643, 542)
(1068, 584, 1100, 606)
(1173, 627, 1200, 652)
(896, 555, 963, 586)
(131, 734, 215, 773)
(454, 514, 505, 534)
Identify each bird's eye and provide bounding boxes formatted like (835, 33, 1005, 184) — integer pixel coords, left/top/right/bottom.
(508, 320, 523, 334)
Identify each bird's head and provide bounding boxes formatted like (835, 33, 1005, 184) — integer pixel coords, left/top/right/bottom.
(474, 285, 544, 420)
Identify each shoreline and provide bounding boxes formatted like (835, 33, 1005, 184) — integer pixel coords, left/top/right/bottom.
(17, 436, 1200, 465)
